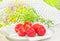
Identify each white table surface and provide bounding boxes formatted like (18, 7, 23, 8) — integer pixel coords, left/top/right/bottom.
(0, 23, 60, 41)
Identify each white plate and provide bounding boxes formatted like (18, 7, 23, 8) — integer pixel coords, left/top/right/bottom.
(0, 24, 54, 41)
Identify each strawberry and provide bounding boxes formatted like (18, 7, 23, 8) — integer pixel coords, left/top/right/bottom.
(18, 27, 26, 36)
(24, 22, 32, 27)
(15, 24, 24, 32)
(26, 28, 36, 37)
(32, 24, 46, 36)
(32, 24, 41, 31)
(37, 25, 46, 36)
(24, 22, 32, 30)
(37, 27, 46, 36)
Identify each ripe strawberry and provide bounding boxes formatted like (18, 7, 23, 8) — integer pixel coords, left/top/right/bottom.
(32, 24, 41, 31)
(24, 22, 32, 27)
(26, 28, 36, 37)
(32, 24, 46, 36)
(37, 27, 46, 36)
(18, 27, 26, 36)
(15, 24, 24, 32)
(24, 22, 32, 30)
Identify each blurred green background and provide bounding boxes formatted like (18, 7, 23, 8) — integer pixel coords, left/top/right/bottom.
(44, 0, 60, 10)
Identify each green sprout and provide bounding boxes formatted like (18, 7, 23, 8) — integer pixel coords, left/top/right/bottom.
(4, 5, 53, 28)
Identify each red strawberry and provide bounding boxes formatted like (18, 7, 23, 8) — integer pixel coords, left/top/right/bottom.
(26, 28, 36, 37)
(32, 24, 41, 31)
(18, 27, 26, 36)
(24, 22, 32, 27)
(37, 27, 46, 36)
(24, 22, 32, 30)
(33, 24, 46, 36)
(15, 24, 24, 32)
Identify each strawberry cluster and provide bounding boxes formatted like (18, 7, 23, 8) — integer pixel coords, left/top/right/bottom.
(15, 22, 46, 37)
